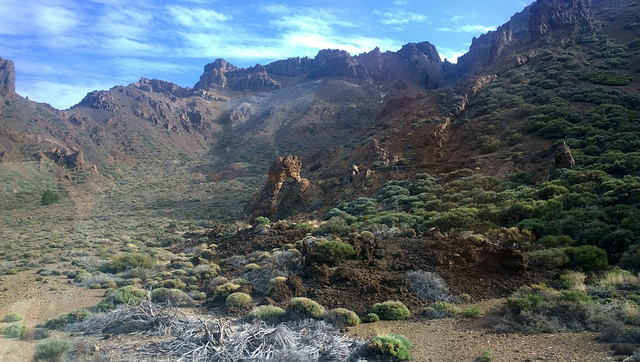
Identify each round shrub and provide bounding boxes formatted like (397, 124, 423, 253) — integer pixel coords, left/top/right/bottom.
(213, 282, 241, 300)
(94, 286, 147, 312)
(370, 301, 411, 320)
(367, 334, 413, 361)
(150, 288, 194, 306)
(44, 309, 92, 330)
(41, 189, 60, 205)
(286, 297, 326, 320)
(34, 336, 71, 361)
(4, 312, 23, 322)
(565, 245, 608, 272)
(363, 313, 380, 323)
(248, 305, 286, 323)
(315, 240, 355, 265)
(327, 308, 361, 327)
(2, 324, 27, 338)
(109, 253, 156, 272)
(226, 292, 252, 307)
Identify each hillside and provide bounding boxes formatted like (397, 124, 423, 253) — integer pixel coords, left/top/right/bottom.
(1, 0, 640, 360)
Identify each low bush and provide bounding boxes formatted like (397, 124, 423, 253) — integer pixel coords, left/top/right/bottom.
(286, 297, 326, 320)
(213, 282, 241, 300)
(2, 323, 27, 338)
(315, 240, 355, 265)
(367, 334, 413, 361)
(150, 288, 194, 307)
(41, 189, 60, 205)
(424, 302, 461, 319)
(93, 286, 147, 312)
(34, 336, 71, 361)
(327, 308, 361, 327)
(109, 253, 156, 272)
(475, 350, 493, 362)
(370, 301, 411, 320)
(525, 248, 569, 269)
(3, 312, 23, 322)
(44, 309, 92, 330)
(462, 306, 483, 318)
(226, 292, 252, 307)
(247, 305, 286, 323)
(363, 313, 380, 323)
(407, 270, 454, 302)
(565, 245, 609, 272)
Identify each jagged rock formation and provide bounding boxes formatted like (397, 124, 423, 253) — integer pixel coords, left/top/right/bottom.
(0, 57, 15, 96)
(245, 155, 314, 220)
(554, 142, 576, 169)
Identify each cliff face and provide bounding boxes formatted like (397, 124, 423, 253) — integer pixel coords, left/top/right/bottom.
(0, 57, 16, 96)
(452, 0, 597, 79)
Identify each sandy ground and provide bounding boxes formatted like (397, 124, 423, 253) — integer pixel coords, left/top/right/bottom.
(0, 270, 104, 362)
(348, 299, 617, 362)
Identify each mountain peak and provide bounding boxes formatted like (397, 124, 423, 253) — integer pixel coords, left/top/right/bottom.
(0, 57, 16, 96)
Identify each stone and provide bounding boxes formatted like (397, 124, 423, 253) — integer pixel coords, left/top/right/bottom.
(554, 142, 575, 169)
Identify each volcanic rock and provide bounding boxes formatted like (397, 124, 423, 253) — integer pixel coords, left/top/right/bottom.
(0, 57, 15, 95)
(554, 142, 576, 169)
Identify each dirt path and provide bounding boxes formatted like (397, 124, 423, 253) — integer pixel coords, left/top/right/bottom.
(0, 270, 104, 362)
(348, 299, 616, 362)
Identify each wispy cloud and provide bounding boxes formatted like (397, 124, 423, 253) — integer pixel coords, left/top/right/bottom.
(435, 46, 466, 63)
(437, 24, 496, 33)
(168, 5, 230, 29)
(374, 9, 428, 26)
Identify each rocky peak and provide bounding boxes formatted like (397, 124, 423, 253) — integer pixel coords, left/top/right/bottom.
(0, 57, 16, 95)
(265, 56, 313, 77)
(453, 0, 595, 80)
(307, 49, 369, 80)
(194, 58, 239, 91)
(133, 78, 190, 97)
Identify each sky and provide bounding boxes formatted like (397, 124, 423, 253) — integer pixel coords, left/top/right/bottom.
(0, 0, 531, 110)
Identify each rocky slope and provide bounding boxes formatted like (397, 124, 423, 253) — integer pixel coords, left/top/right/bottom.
(1, 0, 637, 219)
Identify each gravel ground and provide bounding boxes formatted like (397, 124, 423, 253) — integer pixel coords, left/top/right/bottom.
(348, 299, 618, 362)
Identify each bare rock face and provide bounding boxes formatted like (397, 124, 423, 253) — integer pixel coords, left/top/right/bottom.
(0, 57, 16, 95)
(194, 59, 238, 91)
(246, 155, 315, 220)
(77, 90, 116, 110)
(38, 147, 86, 170)
(529, 0, 594, 39)
(554, 142, 576, 169)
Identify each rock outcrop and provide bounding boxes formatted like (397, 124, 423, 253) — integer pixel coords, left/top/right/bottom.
(0, 57, 16, 96)
(245, 155, 314, 220)
(554, 142, 576, 169)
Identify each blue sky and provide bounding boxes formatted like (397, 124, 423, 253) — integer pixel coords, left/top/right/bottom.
(0, 0, 531, 110)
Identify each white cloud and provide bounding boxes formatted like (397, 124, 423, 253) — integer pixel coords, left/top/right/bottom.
(374, 9, 427, 26)
(35, 6, 79, 34)
(437, 24, 496, 33)
(168, 5, 230, 29)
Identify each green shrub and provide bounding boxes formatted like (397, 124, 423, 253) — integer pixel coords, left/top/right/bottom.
(364, 313, 380, 323)
(4, 312, 23, 322)
(565, 245, 609, 272)
(247, 305, 286, 323)
(109, 253, 156, 272)
(41, 189, 60, 205)
(368, 334, 413, 361)
(34, 336, 71, 361)
(225, 292, 252, 307)
(475, 350, 493, 362)
(424, 302, 461, 319)
(560, 290, 592, 303)
(525, 248, 569, 269)
(93, 286, 147, 312)
(327, 308, 361, 327)
(315, 240, 355, 265)
(480, 137, 500, 153)
(286, 297, 326, 320)
(254, 216, 271, 226)
(213, 282, 241, 300)
(2, 323, 27, 338)
(44, 309, 91, 330)
(370, 301, 411, 320)
(150, 288, 194, 306)
(462, 306, 483, 318)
